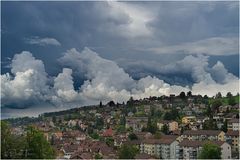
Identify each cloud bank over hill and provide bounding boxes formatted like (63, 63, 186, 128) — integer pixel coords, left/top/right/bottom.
(1, 48, 239, 109)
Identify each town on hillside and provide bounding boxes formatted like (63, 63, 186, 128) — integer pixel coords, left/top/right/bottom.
(2, 91, 240, 159)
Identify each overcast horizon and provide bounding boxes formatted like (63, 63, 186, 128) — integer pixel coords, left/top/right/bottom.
(1, 1, 239, 119)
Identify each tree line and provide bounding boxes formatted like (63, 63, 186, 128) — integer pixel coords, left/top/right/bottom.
(1, 121, 55, 159)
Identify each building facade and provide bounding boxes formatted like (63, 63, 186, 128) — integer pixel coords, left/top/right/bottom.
(179, 140, 231, 159)
(226, 130, 239, 153)
(182, 116, 196, 124)
(228, 119, 240, 131)
(181, 130, 225, 141)
(157, 120, 178, 131)
(140, 137, 179, 159)
(125, 117, 148, 132)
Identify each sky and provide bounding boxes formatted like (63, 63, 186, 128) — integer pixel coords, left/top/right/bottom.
(1, 1, 239, 118)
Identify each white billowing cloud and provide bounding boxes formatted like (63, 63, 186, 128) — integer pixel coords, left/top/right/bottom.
(160, 55, 213, 83)
(59, 48, 190, 104)
(80, 81, 131, 104)
(191, 80, 239, 97)
(210, 61, 238, 84)
(52, 68, 78, 104)
(11, 51, 46, 74)
(158, 54, 239, 88)
(149, 37, 238, 56)
(190, 59, 239, 96)
(25, 36, 61, 46)
(1, 48, 239, 110)
(59, 47, 136, 103)
(1, 51, 49, 106)
(59, 48, 135, 91)
(132, 76, 189, 99)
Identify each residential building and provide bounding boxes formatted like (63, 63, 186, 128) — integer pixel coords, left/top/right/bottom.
(226, 130, 239, 153)
(181, 130, 225, 141)
(113, 134, 127, 147)
(157, 120, 178, 131)
(182, 107, 193, 116)
(224, 113, 238, 121)
(52, 131, 63, 140)
(125, 117, 148, 132)
(143, 105, 151, 113)
(182, 116, 196, 124)
(68, 120, 77, 127)
(188, 123, 202, 130)
(127, 112, 134, 117)
(134, 132, 153, 140)
(70, 152, 93, 159)
(179, 140, 231, 159)
(153, 103, 163, 111)
(228, 119, 239, 131)
(102, 128, 113, 137)
(216, 121, 224, 130)
(75, 132, 86, 142)
(140, 136, 179, 159)
(10, 127, 25, 136)
(62, 144, 79, 159)
(219, 105, 231, 113)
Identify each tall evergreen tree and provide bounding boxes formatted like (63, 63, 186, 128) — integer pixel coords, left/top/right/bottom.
(161, 124, 169, 135)
(187, 91, 192, 97)
(179, 92, 186, 99)
(221, 120, 228, 132)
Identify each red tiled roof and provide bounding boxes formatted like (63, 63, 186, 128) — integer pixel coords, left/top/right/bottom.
(103, 128, 113, 137)
(78, 152, 93, 159)
(63, 144, 78, 153)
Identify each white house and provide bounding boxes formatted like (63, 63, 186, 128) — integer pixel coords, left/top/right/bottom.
(140, 136, 179, 159)
(228, 119, 239, 131)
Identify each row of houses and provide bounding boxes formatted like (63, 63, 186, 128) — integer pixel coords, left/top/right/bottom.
(48, 127, 238, 159)
(120, 128, 238, 159)
(126, 117, 179, 132)
(127, 135, 232, 159)
(181, 129, 239, 156)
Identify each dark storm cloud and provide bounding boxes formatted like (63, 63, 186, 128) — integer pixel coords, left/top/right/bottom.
(2, 1, 238, 66)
